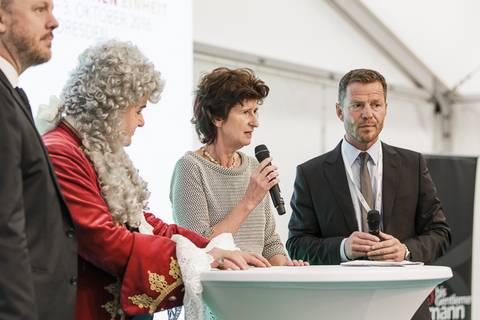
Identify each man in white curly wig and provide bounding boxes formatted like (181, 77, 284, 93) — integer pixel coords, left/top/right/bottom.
(41, 40, 271, 320)
(0, 1, 77, 319)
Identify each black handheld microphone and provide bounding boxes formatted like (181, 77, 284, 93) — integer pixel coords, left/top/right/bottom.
(367, 210, 381, 237)
(254, 144, 286, 215)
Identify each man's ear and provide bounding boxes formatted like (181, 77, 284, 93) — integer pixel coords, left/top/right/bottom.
(336, 103, 344, 121)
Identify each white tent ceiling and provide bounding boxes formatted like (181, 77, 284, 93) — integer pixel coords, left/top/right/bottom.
(193, 0, 478, 153)
(362, 0, 480, 96)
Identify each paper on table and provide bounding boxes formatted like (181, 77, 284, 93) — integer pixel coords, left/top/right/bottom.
(340, 260, 424, 267)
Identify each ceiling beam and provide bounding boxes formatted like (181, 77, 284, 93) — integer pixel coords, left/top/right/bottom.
(452, 94, 480, 105)
(194, 42, 431, 101)
(326, 0, 449, 93)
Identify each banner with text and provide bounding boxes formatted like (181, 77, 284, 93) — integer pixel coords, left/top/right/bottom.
(425, 155, 477, 320)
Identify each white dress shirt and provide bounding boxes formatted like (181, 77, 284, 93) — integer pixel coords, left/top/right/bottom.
(339, 137, 383, 261)
(0, 56, 19, 87)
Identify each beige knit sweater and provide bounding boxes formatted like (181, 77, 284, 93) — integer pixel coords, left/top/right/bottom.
(170, 150, 286, 259)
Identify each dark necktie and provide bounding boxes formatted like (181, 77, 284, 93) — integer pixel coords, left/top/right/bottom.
(15, 87, 33, 117)
(359, 152, 373, 232)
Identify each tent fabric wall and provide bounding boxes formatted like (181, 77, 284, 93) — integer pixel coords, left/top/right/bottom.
(193, 0, 415, 88)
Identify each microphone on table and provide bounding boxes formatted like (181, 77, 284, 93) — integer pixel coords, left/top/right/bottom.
(254, 144, 286, 215)
(367, 210, 381, 237)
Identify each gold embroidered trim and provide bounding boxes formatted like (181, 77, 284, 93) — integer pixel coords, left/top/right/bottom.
(128, 257, 183, 314)
(101, 280, 125, 320)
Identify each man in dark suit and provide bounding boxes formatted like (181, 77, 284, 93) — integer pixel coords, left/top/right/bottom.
(287, 69, 450, 320)
(0, 1, 77, 319)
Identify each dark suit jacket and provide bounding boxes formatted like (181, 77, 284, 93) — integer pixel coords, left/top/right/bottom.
(287, 141, 451, 320)
(0, 70, 77, 319)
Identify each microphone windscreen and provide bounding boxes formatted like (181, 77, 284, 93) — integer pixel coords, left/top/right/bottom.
(254, 144, 270, 162)
(367, 210, 380, 228)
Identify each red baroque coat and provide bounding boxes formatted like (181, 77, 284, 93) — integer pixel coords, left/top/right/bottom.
(43, 123, 209, 319)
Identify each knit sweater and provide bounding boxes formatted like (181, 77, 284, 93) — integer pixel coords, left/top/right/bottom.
(170, 150, 286, 259)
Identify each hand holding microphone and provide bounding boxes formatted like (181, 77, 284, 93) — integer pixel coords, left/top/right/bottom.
(344, 211, 381, 259)
(238, 144, 286, 215)
(254, 145, 286, 215)
(365, 211, 408, 261)
(367, 231, 408, 262)
(367, 210, 381, 237)
(241, 147, 280, 214)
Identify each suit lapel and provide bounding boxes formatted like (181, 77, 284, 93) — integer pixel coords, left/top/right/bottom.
(0, 71, 35, 125)
(0, 70, 74, 225)
(0, 71, 45, 149)
(381, 142, 400, 231)
(324, 141, 358, 232)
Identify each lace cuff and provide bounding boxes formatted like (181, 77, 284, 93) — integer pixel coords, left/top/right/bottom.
(35, 95, 62, 134)
(171, 233, 238, 320)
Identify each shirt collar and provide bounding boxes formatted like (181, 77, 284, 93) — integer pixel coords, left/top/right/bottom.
(0, 56, 19, 88)
(341, 136, 381, 167)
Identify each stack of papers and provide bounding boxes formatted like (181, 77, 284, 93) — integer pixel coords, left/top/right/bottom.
(340, 260, 424, 267)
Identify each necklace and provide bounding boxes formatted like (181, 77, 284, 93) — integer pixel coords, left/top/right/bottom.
(202, 146, 239, 168)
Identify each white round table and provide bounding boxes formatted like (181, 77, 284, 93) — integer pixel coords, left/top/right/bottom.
(201, 265, 452, 320)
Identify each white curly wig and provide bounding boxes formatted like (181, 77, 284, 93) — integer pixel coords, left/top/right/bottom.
(61, 40, 164, 227)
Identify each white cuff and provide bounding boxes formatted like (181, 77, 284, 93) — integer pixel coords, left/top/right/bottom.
(340, 238, 349, 262)
(171, 233, 238, 320)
